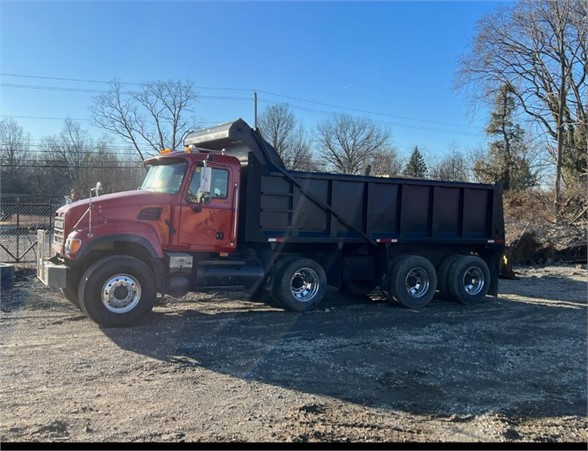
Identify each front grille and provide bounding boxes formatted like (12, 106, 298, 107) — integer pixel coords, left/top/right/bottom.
(53, 215, 64, 245)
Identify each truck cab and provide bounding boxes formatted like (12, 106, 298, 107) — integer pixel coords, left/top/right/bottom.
(38, 148, 246, 327)
(143, 151, 241, 254)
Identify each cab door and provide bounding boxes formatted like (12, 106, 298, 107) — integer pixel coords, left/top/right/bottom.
(176, 164, 238, 253)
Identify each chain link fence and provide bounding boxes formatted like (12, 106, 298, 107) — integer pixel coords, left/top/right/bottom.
(0, 195, 66, 266)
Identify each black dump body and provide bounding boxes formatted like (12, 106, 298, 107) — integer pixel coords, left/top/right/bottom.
(184, 119, 505, 248)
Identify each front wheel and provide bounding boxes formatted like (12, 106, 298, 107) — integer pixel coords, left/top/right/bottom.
(78, 255, 156, 327)
(60, 287, 80, 308)
(272, 258, 327, 312)
(60, 269, 81, 308)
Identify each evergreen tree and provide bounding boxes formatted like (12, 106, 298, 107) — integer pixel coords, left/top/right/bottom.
(403, 146, 428, 178)
(474, 84, 536, 191)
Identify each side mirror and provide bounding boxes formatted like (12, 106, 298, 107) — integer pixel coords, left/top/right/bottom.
(90, 181, 103, 198)
(200, 166, 212, 194)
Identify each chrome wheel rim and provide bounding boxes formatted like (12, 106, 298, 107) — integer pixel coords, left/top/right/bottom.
(404, 267, 430, 298)
(462, 266, 485, 296)
(290, 268, 320, 302)
(101, 273, 141, 313)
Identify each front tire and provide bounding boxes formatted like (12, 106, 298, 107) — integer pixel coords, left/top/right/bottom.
(60, 269, 81, 308)
(60, 287, 80, 308)
(78, 255, 156, 327)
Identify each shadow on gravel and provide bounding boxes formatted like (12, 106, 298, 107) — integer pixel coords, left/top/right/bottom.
(102, 288, 587, 420)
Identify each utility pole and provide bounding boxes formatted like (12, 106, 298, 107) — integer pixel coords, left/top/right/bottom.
(254, 91, 258, 129)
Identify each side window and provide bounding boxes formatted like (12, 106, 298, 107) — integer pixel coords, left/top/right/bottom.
(211, 169, 229, 198)
(186, 167, 229, 203)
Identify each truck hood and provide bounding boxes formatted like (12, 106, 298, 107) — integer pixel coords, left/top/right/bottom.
(57, 189, 175, 232)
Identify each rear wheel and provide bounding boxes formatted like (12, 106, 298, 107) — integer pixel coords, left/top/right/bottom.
(272, 258, 327, 312)
(387, 255, 437, 310)
(437, 255, 462, 301)
(78, 255, 156, 327)
(447, 256, 490, 305)
(380, 256, 403, 304)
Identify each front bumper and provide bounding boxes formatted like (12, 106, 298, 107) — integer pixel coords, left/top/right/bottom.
(36, 229, 67, 288)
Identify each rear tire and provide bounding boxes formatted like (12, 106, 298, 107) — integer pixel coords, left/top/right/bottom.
(272, 258, 327, 312)
(78, 255, 156, 327)
(267, 257, 297, 307)
(447, 255, 490, 305)
(380, 256, 404, 304)
(437, 255, 462, 301)
(388, 255, 437, 310)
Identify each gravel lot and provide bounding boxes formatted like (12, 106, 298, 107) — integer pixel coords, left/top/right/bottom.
(1, 265, 586, 444)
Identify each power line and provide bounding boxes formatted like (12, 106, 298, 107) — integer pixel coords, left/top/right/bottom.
(1, 72, 483, 131)
(1, 114, 91, 122)
(0, 164, 144, 169)
(0, 83, 252, 102)
(258, 98, 482, 137)
(257, 89, 481, 130)
(0, 73, 252, 92)
(1, 73, 124, 85)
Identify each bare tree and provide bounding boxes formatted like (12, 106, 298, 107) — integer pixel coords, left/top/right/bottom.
(368, 147, 403, 177)
(0, 117, 31, 193)
(455, 0, 587, 220)
(258, 103, 317, 171)
(316, 114, 391, 175)
(42, 118, 96, 196)
(90, 80, 198, 160)
(82, 144, 144, 195)
(429, 150, 471, 182)
(35, 121, 145, 198)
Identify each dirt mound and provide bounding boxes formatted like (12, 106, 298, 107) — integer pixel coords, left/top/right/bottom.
(504, 190, 587, 265)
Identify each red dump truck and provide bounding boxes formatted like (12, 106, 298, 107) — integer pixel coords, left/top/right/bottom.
(37, 119, 505, 327)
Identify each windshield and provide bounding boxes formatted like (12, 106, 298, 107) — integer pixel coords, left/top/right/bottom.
(141, 161, 187, 193)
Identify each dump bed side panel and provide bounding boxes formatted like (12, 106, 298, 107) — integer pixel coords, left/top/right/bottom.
(244, 157, 503, 245)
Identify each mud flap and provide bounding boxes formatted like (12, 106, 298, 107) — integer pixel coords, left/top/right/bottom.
(499, 247, 518, 280)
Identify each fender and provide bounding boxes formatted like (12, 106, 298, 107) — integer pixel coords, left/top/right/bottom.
(65, 221, 165, 262)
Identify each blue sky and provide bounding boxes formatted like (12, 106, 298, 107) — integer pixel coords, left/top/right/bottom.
(1, 1, 503, 159)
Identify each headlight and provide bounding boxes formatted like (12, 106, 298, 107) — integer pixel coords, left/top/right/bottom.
(65, 237, 82, 255)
